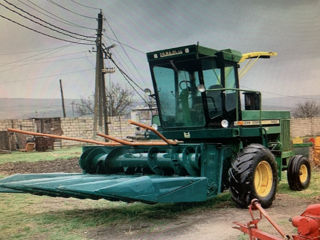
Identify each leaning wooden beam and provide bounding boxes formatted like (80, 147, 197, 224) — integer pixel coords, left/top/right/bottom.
(128, 120, 178, 145)
(7, 128, 120, 146)
(97, 133, 173, 146)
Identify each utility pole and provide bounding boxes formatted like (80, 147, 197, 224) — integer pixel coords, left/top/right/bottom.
(92, 11, 116, 139)
(59, 79, 66, 118)
(93, 10, 104, 137)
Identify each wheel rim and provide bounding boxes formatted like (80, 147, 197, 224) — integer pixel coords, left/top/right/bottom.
(254, 160, 273, 197)
(299, 164, 308, 183)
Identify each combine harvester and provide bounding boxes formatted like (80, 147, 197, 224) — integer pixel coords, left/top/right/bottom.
(0, 44, 311, 207)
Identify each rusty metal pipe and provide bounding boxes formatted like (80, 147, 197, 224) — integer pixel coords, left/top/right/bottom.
(128, 120, 177, 145)
(97, 133, 132, 145)
(7, 128, 120, 146)
(251, 199, 287, 238)
(97, 133, 174, 146)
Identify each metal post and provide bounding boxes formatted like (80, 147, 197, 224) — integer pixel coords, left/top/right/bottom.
(59, 79, 66, 118)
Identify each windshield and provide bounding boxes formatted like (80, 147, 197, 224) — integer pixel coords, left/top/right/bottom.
(152, 59, 206, 128)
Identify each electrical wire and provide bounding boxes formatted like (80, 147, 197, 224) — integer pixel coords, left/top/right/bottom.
(0, 51, 89, 73)
(0, 14, 95, 45)
(0, 56, 89, 74)
(0, 3, 95, 43)
(0, 68, 95, 85)
(109, 57, 144, 92)
(104, 17, 147, 84)
(47, 0, 96, 20)
(19, 0, 96, 30)
(103, 35, 145, 54)
(70, 0, 101, 10)
(103, 40, 146, 95)
(4, 0, 95, 39)
(109, 56, 150, 106)
(0, 44, 71, 67)
(0, 44, 72, 55)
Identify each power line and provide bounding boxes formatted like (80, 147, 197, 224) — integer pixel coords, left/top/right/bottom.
(0, 14, 95, 45)
(47, 0, 96, 20)
(104, 18, 147, 85)
(19, 0, 96, 30)
(4, 0, 95, 39)
(0, 44, 71, 67)
(109, 56, 150, 106)
(0, 68, 95, 85)
(0, 44, 72, 56)
(0, 2, 95, 43)
(70, 0, 101, 10)
(103, 35, 145, 54)
(109, 57, 145, 92)
(0, 52, 89, 73)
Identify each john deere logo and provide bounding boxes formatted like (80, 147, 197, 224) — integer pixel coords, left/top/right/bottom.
(159, 50, 183, 58)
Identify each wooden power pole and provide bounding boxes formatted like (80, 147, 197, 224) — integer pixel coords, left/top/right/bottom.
(59, 79, 66, 118)
(93, 10, 105, 137)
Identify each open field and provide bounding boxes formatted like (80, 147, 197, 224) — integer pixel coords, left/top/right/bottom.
(0, 149, 319, 240)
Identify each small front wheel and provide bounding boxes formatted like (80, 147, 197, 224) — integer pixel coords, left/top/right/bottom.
(287, 155, 311, 191)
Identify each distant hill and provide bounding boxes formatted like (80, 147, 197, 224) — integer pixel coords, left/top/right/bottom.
(0, 96, 319, 119)
(0, 98, 81, 119)
(262, 95, 320, 112)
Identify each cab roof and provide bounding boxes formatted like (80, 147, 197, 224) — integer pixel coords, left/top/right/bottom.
(146, 44, 242, 63)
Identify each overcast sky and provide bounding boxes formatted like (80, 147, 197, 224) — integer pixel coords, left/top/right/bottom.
(0, 0, 319, 100)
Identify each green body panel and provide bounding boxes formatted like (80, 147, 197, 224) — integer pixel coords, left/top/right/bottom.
(242, 110, 290, 120)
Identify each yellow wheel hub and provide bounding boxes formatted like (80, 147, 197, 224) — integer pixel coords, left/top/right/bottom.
(299, 164, 308, 184)
(254, 161, 273, 197)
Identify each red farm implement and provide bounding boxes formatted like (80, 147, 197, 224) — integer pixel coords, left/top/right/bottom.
(234, 199, 320, 240)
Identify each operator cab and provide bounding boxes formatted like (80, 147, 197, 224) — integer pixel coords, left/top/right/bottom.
(147, 44, 242, 129)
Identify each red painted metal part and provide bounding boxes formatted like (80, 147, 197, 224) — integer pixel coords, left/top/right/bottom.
(233, 199, 289, 240)
(291, 204, 320, 240)
(233, 199, 320, 240)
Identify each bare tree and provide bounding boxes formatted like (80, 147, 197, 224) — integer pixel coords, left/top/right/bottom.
(75, 81, 134, 116)
(292, 101, 320, 118)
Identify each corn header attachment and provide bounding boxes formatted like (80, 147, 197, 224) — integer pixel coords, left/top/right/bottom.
(0, 44, 311, 206)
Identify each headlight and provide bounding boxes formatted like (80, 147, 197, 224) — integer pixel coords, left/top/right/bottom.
(221, 119, 229, 128)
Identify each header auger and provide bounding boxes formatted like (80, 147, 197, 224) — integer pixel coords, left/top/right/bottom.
(0, 44, 311, 207)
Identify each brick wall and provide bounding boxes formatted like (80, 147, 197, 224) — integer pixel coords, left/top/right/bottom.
(60, 116, 135, 146)
(290, 118, 320, 138)
(0, 119, 35, 132)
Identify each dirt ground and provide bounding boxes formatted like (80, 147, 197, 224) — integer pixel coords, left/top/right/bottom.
(95, 195, 317, 240)
(0, 158, 81, 175)
(0, 159, 318, 240)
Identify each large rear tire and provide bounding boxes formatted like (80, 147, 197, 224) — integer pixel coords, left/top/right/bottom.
(287, 155, 311, 190)
(229, 144, 278, 208)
